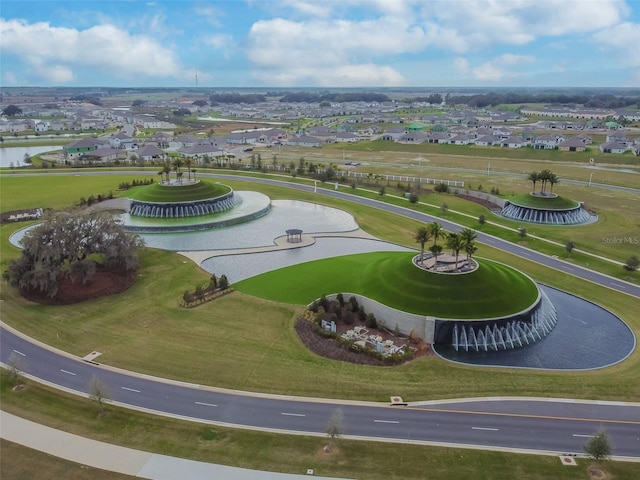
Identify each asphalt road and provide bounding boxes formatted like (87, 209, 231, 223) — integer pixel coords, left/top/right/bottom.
(2, 326, 639, 458)
(2, 171, 639, 459)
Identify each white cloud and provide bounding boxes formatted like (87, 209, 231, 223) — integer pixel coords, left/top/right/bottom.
(593, 21, 640, 67)
(422, 0, 627, 50)
(472, 54, 535, 81)
(454, 58, 470, 75)
(0, 19, 189, 83)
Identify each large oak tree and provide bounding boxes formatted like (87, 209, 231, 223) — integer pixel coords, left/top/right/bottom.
(3, 211, 144, 298)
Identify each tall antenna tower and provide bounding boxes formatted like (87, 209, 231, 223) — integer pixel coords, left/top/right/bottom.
(195, 73, 198, 86)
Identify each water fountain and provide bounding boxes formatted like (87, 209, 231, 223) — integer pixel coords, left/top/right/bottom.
(450, 290, 557, 352)
(119, 181, 272, 233)
(501, 201, 592, 225)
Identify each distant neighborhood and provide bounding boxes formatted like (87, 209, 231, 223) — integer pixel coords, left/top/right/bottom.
(2, 89, 640, 166)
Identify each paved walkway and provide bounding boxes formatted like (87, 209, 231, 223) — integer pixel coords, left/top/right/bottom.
(178, 228, 378, 265)
(0, 411, 348, 480)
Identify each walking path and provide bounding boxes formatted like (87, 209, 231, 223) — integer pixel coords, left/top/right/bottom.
(1, 411, 348, 480)
(178, 228, 378, 265)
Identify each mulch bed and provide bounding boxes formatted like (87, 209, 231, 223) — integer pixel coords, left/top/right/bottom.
(295, 318, 432, 366)
(20, 269, 136, 306)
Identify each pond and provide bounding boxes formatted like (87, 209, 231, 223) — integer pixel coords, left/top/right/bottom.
(0, 146, 62, 168)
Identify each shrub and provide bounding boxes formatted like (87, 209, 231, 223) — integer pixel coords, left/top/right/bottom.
(434, 183, 449, 193)
(218, 274, 229, 289)
(336, 293, 345, 306)
(366, 313, 377, 329)
(349, 296, 359, 312)
(409, 193, 419, 204)
(478, 214, 486, 225)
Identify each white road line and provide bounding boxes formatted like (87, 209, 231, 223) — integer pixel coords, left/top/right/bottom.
(572, 434, 594, 438)
(611, 282, 626, 289)
(60, 369, 76, 376)
(195, 401, 218, 407)
(374, 420, 399, 424)
(121, 386, 141, 393)
(12, 349, 26, 356)
(281, 412, 306, 417)
(472, 427, 499, 431)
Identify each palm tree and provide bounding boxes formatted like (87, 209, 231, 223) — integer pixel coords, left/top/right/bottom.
(184, 158, 193, 181)
(428, 222, 446, 246)
(429, 243, 443, 269)
(172, 157, 184, 177)
(459, 227, 478, 262)
(539, 169, 553, 194)
(527, 171, 539, 193)
(464, 242, 478, 263)
(446, 232, 464, 269)
(162, 162, 171, 183)
(413, 226, 431, 265)
(549, 173, 559, 194)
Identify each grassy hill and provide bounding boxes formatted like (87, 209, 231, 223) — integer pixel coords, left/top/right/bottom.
(127, 180, 231, 203)
(507, 194, 579, 209)
(235, 252, 539, 319)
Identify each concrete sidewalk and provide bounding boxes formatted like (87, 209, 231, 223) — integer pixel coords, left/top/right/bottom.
(0, 411, 348, 480)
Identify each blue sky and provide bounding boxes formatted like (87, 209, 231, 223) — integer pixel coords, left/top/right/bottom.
(2, 0, 639, 88)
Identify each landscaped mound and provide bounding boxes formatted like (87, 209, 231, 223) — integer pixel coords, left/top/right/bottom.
(235, 252, 539, 319)
(508, 194, 579, 210)
(127, 180, 231, 203)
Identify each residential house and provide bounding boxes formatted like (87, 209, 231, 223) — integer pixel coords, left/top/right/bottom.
(558, 136, 587, 152)
(533, 134, 563, 150)
(179, 144, 224, 162)
(474, 135, 499, 147)
(63, 138, 107, 160)
(501, 136, 524, 148)
(448, 134, 475, 145)
(287, 135, 323, 147)
(605, 134, 630, 146)
(77, 147, 120, 164)
(335, 132, 360, 143)
(381, 126, 406, 141)
(398, 132, 429, 144)
(108, 132, 137, 150)
(136, 145, 167, 162)
(599, 142, 628, 154)
(426, 132, 450, 144)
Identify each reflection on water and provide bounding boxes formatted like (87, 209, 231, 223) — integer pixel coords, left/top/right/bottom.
(137, 199, 360, 251)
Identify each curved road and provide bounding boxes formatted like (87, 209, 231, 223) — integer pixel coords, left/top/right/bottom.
(2, 171, 639, 460)
(2, 325, 639, 458)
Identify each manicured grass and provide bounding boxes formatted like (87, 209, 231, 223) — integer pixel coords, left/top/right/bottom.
(507, 194, 579, 210)
(126, 180, 231, 202)
(3, 375, 638, 480)
(0, 439, 137, 480)
(235, 253, 539, 319)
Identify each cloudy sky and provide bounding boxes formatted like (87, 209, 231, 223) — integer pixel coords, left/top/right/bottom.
(2, 0, 639, 88)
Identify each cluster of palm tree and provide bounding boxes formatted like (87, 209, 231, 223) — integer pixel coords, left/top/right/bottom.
(157, 158, 197, 184)
(527, 169, 559, 195)
(413, 222, 478, 271)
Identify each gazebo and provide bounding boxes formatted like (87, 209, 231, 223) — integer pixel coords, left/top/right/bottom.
(285, 229, 303, 243)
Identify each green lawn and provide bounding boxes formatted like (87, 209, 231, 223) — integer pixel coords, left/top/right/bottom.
(507, 194, 580, 209)
(126, 179, 231, 202)
(235, 253, 539, 319)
